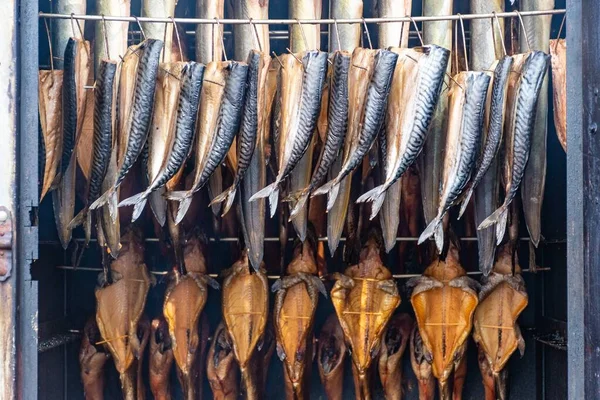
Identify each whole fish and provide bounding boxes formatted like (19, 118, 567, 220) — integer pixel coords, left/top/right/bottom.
(52, 0, 86, 69)
(312, 49, 398, 210)
(211, 51, 270, 216)
(141, 0, 177, 62)
(317, 314, 347, 400)
(95, 0, 130, 72)
(90, 39, 164, 216)
(222, 251, 269, 399)
(520, 0, 555, 247)
(458, 56, 514, 219)
(39, 70, 64, 200)
(409, 326, 435, 400)
(54, 38, 91, 249)
(331, 234, 401, 399)
(286, 51, 351, 219)
(378, 314, 413, 400)
(550, 38, 566, 152)
(479, 52, 550, 244)
(357, 46, 449, 219)
(69, 60, 118, 243)
(418, 71, 490, 253)
(98, 145, 122, 258)
(418, 0, 453, 232)
(376, 0, 412, 254)
(79, 318, 110, 400)
(249, 51, 328, 217)
(207, 323, 240, 400)
(119, 62, 205, 224)
(168, 61, 248, 224)
(149, 318, 174, 400)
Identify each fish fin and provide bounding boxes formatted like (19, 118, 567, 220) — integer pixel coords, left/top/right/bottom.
(457, 188, 473, 220)
(148, 189, 166, 226)
(418, 216, 442, 245)
(369, 192, 387, 221)
(325, 182, 341, 212)
(221, 188, 237, 217)
(312, 179, 336, 198)
(434, 224, 444, 253)
(287, 189, 310, 221)
(209, 186, 237, 217)
(249, 182, 279, 218)
(166, 191, 193, 225)
(89, 187, 115, 211)
(478, 205, 508, 231)
(118, 191, 149, 223)
(68, 208, 88, 230)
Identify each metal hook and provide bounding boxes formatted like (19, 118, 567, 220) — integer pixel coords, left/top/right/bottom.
(333, 19, 342, 52)
(554, 13, 566, 52)
(215, 18, 228, 61)
(70, 13, 83, 39)
(492, 11, 507, 57)
(286, 47, 304, 67)
(296, 18, 309, 51)
(398, 17, 406, 48)
(362, 18, 372, 49)
(514, 10, 531, 52)
(162, 21, 168, 63)
(134, 16, 146, 41)
(458, 13, 469, 71)
(172, 17, 184, 62)
(101, 14, 110, 61)
(44, 18, 54, 71)
(249, 18, 263, 53)
(409, 15, 424, 47)
(272, 51, 284, 68)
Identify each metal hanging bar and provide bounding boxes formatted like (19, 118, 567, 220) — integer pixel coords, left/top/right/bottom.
(38, 9, 565, 25)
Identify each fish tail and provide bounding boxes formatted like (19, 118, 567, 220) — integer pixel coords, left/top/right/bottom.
(208, 186, 237, 217)
(268, 188, 279, 218)
(287, 190, 310, 221)
(166, 191, 193, 225)
(478, 204, 508, 231)
(356, 184, 387, 220)
(434, 224, 444, 253)
(326, 182, 341, 212)
(118, 191, 149, 223)
(495, 209, 509, 245)
(418, 216, 442, 245)
(148, 190, 166, 226)
(312, 179, 337, 198)
(457, 188, 473, 220)
(249, 181, 278, 202)
(89, 187, 115, 211)
(68, 208, 88, 230)
(221, 188, 237, 217)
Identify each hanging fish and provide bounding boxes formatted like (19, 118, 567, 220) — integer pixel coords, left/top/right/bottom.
(317, 314, 347, 400)
(141, 0, 177, 62)
(378, 314, 414, 400)
(119, 62, 205, 224)
(39, 69, 64, 201)
(90, 39, 164, 216)
(418, 71, 490, 253)
(478, 51, 550, 243)
(79, 318, 110, 400)
(356, 45, 449, 219)
(149, 317, 174, 400)
(550, 38, 566, 152)
(167, 61, 248, 224)
(94, 0, 130, 72)
(207, 322, 240, 400)
(52, 0, 86, 69)
(409, 325, 435, 400)
(69, 60, 118, 243)
(249, 51, 328, 216)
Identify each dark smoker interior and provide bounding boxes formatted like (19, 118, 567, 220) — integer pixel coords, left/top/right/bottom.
(34, 0, 567, 398)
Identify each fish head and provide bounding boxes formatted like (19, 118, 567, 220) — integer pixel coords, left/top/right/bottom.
(183, 232, 208, 274)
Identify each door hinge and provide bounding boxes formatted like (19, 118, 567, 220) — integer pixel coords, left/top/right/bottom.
(0, 206, 13, 281)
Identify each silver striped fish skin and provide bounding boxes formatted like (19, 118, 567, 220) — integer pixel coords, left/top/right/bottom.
(249, 51, 328, 215)
(312, 49, 398, 205)
(478, 51, 550, 244)
(168, 61, 249, 223)
(210, 51, 261, 215)
(287, 51, 351, 218)
(418, 71, 491, 252)
(118, 62, 205, 222)
(90, 39, 164, 214)
(357, 45, 450, 218)
(458, 56, 513, 219)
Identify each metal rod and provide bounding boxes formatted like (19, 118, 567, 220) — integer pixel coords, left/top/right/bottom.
(54, 265, 550, 278)
(38, 9, 565, 25)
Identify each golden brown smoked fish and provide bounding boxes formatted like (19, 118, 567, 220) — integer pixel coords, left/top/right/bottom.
(39, 70, 64, 201)
(273, 237, 326, 399)
(418, 71, 490, 253)
(54, 38, 90, 249)
(167, 61, 248, 224)
(479, 52, 550, 244)
(90, 39, 164, 216)
(410, 325, 435, 400)
(149, 317, 174, 400)
(378, 313, 413, 400)
(164, 234, 217, 400)
(473, 244, 528, 400)
(520, 0, 554, 247)
(69, 60, 118, 244)
(550, 38, 566, 152)
(222, 251, 269, 399)
(95, 230, 151, 400)
(207, 323, 240, 400)
(331, 233, 401, 399)
(407, 243, 479, 398)
(317, 314, 347, 400)
(79, 318, 109, 400)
